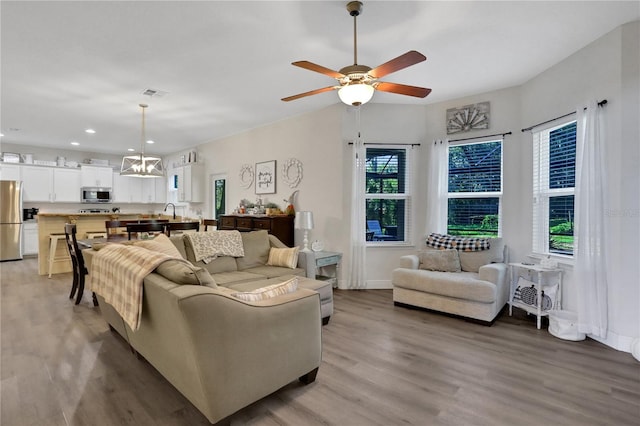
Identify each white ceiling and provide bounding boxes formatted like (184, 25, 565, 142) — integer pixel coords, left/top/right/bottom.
(1, 1, 638, 155)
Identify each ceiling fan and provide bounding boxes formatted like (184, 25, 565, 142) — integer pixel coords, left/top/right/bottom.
(282, 1, 431, 106)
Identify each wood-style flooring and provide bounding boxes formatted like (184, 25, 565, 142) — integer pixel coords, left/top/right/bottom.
(1, 258, 638, 425)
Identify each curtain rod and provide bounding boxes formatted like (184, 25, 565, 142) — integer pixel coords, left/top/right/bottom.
(447, 131, 512, 143)
(348, 142, 421, 147)
(521, 99, 607, 132)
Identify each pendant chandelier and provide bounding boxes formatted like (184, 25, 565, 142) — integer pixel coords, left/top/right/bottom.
(120, 103, 165, 178)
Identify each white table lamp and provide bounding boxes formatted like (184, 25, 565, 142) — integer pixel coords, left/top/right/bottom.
(295, 211, 314, 252)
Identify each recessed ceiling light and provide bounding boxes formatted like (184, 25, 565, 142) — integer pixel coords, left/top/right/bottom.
(85, 128, 96, 134)
(70, 141, 79, 146)
(127, 148, 135, 152)
(146, 140, 154, 144)
(0, 133, 4, 137)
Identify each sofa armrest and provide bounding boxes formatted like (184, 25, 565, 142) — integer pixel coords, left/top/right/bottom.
(176, 285, 322, 422)
(478, 262, 507, 285)
(399, 254, 420, 270)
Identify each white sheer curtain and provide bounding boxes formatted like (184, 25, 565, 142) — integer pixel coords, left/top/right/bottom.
(348, 110, 367, 289)
(575, 100, 608, 338)
(426, 139, 448, 234)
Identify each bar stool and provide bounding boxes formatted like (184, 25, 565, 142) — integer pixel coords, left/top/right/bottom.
(48, 233, 68, 278)
(85, 231, 107, 239)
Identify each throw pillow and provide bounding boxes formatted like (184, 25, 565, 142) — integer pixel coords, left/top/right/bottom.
(134, 233, 183, 258)
(266, 246, 300, 269)
(231, 276, 298, 302)
(155, 259, 217, 287)
(418, 249, 461, 272)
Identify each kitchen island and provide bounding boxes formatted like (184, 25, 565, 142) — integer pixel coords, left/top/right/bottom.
(37, 212, 149, 276)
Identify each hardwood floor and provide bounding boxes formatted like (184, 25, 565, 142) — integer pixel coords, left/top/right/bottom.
(2, 258, 638, 425)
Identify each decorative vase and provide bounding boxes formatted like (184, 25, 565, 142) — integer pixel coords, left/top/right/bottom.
(285, 204, 295, 216)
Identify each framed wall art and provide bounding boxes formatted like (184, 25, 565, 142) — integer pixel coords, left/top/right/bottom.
(255, 160, 276, 194)
(446, 101, 490, 134)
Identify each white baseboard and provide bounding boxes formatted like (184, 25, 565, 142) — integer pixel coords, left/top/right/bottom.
(365, 280, 392, 289)
(588, 330, 636, 355)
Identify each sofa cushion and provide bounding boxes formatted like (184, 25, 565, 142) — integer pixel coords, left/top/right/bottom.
(183, 236, 239, 275)
(419, 249, 461, 272)
(243, 265, 306, 279)
(155, 260, 217, 287)
(266, 246, 299, 269)
(236, 230, 271, 270)
(169, 235, 188, 259)
(458, 238, 504, 272)
(211, 271, 267, 287)
(392, 269, 496, 303)
(230, 276, 298, 301)
(134, 234, 183, 258)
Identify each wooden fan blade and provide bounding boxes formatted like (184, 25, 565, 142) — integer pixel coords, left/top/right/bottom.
(368, 51, 427, 78)
(375, 82, 431, 98)
(292, 61, 345, 79)
(281, 86, 337, 102)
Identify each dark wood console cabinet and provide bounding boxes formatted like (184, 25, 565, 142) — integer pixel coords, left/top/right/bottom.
(218, 215, 294, 247)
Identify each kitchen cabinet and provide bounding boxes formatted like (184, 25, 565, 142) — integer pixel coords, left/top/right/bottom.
(21, 166, 80, 202)
(0, 163, 21, 180)
(81, 165, 113, 188)
(113, 172, 165, 204)
(23, 222, 38, 255)
(141, 177, 166, 204)
(174, 164, 204, 203)
(112, 172, 141, 203)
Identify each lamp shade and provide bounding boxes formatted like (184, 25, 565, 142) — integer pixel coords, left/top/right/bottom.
(338, 83, 374, 106)
(120, 154, 165, 178)
(120, 103, 165, 178)
(294, 211, 314, 230)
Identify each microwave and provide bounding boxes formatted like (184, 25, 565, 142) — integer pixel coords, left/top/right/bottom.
(81, 187, 112, 203)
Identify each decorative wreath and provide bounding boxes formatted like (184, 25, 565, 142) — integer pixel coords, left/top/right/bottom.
(239, 164, 254, 189)
(281, 158, 303, 188)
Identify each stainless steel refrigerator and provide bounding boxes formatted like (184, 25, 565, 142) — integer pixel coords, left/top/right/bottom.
(0, 180, 23, 261)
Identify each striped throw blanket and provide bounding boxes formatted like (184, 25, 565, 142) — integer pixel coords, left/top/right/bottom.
(90, 244, 187, 331)
(184, 230, 244, 263)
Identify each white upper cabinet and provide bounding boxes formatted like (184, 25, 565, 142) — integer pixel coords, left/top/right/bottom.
(175, 164, 204, 203)
(81, 165, 113, 188)
(0, 164, 21, 181)
(21, 166, 80, 202)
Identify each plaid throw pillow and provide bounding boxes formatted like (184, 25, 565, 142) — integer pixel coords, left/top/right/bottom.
(426, 233, 490, 252)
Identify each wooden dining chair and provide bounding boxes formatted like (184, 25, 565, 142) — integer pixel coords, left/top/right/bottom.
(64, 223, 98, 306)
(126, 223, 167, 240)
(202, 219, 217, 231)
(164, 221, 200, 237)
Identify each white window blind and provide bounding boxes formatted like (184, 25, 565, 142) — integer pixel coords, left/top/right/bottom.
(532, 120, 576, 255)
(365, 146, 413, 244)
(447, 140, 503, 237)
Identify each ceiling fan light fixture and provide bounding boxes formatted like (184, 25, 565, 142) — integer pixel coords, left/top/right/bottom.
(338, 83, 374, 106)
(120, 104, 165, 178)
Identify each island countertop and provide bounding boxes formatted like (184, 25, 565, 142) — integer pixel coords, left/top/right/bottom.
(36, 213, 146, 276)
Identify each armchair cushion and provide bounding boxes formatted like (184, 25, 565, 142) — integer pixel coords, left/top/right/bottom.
(458, 238, 504, 272)
(418, 249, 461, 272)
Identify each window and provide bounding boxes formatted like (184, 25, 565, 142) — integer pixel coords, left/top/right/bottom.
(447, 140, 502, 237)
(533, 121, 576, 256)
(365, 147, 412, 244)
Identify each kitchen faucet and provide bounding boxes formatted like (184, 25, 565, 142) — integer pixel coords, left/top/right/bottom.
(164, 203, 176, 220)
